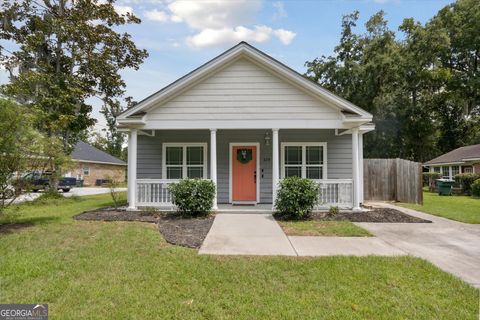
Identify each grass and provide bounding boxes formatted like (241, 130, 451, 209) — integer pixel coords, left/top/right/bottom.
(0, 194, 478, 319)
(278, 220, 372, 237)
(399, 191, 480, 224)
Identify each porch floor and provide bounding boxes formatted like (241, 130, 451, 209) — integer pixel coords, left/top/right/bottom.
(216, 203, 273, 213)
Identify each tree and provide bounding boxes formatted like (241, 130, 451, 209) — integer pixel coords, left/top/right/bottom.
(0, 99, 45, 212)
(0, 0, 148, 184)
(305, 1, 480, 161)
(99, 97, 135, 160)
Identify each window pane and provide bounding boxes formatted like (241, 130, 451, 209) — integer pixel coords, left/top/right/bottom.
(441, 166, 449, 176)
(167, 167, 182, 179)
(285, 166, 301, 177)
(306, 167, 322, 179)
(187, 146, 203, 165)
(187, 167, 203, 178)
(166, 147, 183, 165)
(451, 166, 459, 176)
(306, 146, 322, 165)
(433, 167, 440, 173)
(285, 146, 302, 165)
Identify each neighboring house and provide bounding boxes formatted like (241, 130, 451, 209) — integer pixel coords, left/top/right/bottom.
(117, 42, 374, 210)
(424, 144, 480, 179)
(66, 141, 126, 186)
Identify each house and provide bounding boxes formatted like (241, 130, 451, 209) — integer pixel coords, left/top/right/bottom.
(117, 42, 374, 210)
(66, 141, 126, 186)
(424, 144, 480, 179)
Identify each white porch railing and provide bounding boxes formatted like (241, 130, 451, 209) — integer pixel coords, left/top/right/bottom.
(312, 179, 353, 209)
(136, 179, 179, 207)
(135, 178, 353, 209)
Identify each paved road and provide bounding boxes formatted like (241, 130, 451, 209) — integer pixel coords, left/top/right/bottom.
(13, 187, 127, 204)
(359, 202, 480, 288)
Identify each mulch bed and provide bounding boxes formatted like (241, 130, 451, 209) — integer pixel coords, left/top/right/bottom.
(316, 207, 431, 223)
(276, 207, 431, 223)
(75, 208, 214, 249)
(0, 223, 34, 235)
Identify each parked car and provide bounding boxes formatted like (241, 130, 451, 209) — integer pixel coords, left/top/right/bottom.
(18, 172, 77, 193)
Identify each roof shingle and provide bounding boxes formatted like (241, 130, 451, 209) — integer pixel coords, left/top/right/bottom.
(71, 141, 126, 165)
(424, 144, 480, 165)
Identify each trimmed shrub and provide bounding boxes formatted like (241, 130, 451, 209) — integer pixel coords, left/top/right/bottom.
(423, 172, 441, 191)
(472, 179, 480, 198)
(454, 173, 480, 195)
(169, 179, 215, 216)
(275, 177, 319, 219)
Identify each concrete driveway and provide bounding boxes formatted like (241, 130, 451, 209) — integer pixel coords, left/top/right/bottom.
(13, 187, 127, 204)
(359, 202, 480, 288)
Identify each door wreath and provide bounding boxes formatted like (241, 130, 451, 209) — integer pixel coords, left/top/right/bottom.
(236, 149, 253, 164)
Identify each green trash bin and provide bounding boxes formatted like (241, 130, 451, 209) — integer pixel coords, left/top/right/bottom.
(436, 179, 454, 196)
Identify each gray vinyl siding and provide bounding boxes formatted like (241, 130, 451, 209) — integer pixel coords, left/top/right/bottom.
(146, 58, 342, 125)
(137, 129, 352, 204)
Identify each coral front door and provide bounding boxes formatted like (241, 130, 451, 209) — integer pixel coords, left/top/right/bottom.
(232, 145, 257, 202)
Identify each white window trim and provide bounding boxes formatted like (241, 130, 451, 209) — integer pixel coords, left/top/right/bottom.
(162, 143, 208, 179)
(83, 166, 90, 177)
(280, 142, 328, 179)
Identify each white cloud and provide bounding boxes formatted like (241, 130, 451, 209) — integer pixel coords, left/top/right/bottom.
(143, 0, 296, 48)
(273, 29, 295, 45)
(168, 0, 262, 29)
(272, 2, 287, 20)
(186, 25, 296, 48)
(144, 9, 169, 22)
(114, 5, 133, 15)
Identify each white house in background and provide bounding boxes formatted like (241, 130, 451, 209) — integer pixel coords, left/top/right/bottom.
(117, 42, 374, 211)
(424, 144, 480, 179)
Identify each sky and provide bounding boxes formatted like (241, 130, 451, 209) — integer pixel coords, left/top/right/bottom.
(1, 0, 453, 133)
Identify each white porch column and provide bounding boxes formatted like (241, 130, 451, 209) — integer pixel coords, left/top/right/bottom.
(210, 129, 218, 210)
(359, 132, 364, 204)
(352, 127, 361, 211)
(272, 128, 279, 209)
(127, 129, 138, 210)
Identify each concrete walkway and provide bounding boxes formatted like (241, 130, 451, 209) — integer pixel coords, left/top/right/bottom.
(199, 213, 403, 257)
(360, 202, 480, 288)
(200, 214, 296, 255)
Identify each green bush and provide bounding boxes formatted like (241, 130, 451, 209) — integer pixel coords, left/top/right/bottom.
(472, 179, 480, 198)
(454, 173, 480, 195)
(169, 179, 215, 216)
(275, 177, 319, 219)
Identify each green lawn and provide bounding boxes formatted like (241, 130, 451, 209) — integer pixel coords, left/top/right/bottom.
(0, 194, 478, 319)
(278, 220, 372, 237)
(399, 191, 480, 224)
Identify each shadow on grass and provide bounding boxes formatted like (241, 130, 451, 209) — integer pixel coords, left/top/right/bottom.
(0, 215, 62, 235)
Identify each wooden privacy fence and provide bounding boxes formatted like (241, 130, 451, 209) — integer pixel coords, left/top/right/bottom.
(364, 158, 423, 204)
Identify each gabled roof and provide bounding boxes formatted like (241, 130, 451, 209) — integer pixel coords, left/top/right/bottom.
(71, 141, 126, 166)
(118, 42, 372, 122)
(424, 144, 480, 165)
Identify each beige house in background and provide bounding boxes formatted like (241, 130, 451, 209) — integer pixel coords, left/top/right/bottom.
(66, 141, 127, 186)
(424, 144, 480, 179)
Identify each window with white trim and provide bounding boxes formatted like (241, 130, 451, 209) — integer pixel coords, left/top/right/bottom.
(163, 143, 207, 179)
(281, 143, 327, 179)
(463, 166, 473, 174)
(451, 165, 460, 177)
(83, 166, 90, 176)
(433, 166, 440, 173)
(441, 166, 449, 177)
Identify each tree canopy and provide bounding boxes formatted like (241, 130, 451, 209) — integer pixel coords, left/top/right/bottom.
(0, 0, 148, 153)
(305, 0, 480, 161)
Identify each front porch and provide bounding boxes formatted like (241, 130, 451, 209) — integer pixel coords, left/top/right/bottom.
(126, 128, 367, 211)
